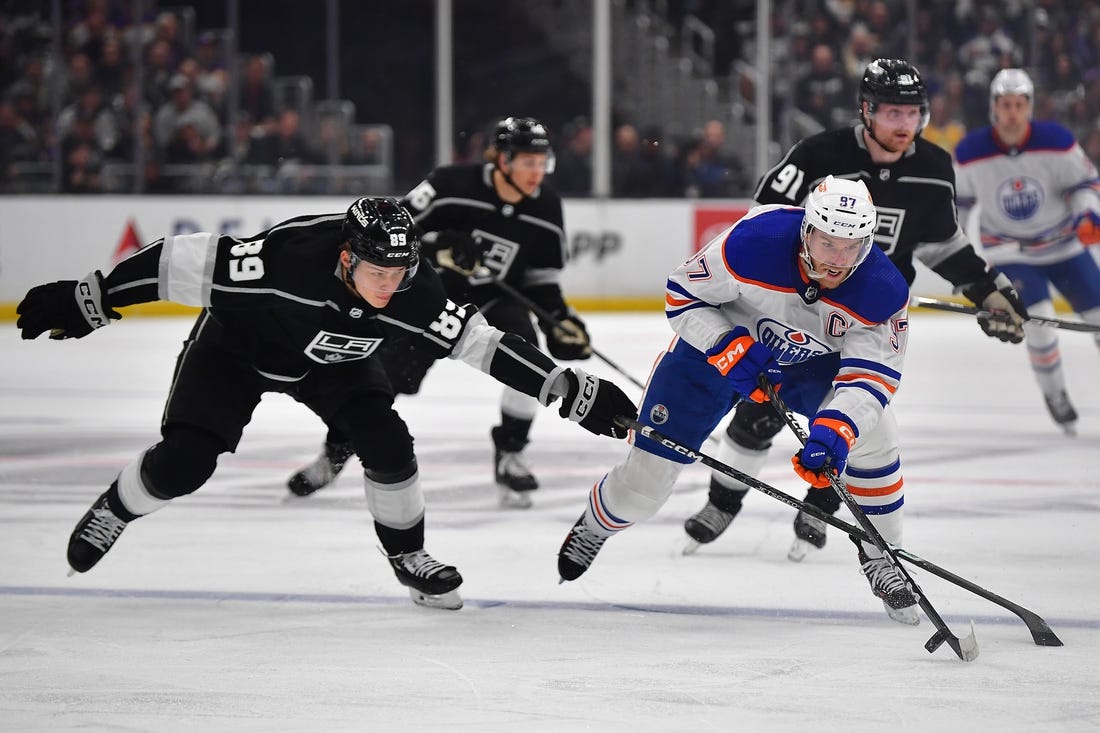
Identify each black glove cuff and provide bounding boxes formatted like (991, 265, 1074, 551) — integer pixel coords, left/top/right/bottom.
(959, 269, 1003, 306)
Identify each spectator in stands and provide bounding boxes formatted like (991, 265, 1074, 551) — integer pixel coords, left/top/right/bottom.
(922, 93, 966, 154)
(93, 36, 127, 101)
(154, 74, 221, 161)
(611, 123, 646, 197)
(239, 54, 277, 135)
(142, 39, 176, 110)
(351, 126, 384, 166)
(550, 116, 592, 196)
(0, 99, 42, 179)
(246, 108, 317, 168)
(795, 43, 850, 130)
(61, 53, 95, 107)
(683, 119, 748, 198)
(840, 23, 879, 82)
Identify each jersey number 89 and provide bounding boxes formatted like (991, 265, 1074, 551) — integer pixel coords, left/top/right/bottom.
(229, 240, 265, 282)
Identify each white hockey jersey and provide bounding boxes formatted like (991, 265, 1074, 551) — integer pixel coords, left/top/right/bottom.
(954, 121, 1100, 266)
(664, 205, 910, 438)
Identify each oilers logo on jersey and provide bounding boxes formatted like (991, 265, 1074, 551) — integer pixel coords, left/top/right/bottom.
(756, 318, 831, 364)
(649, 403, 670, 425)
(998, 177, 1044, 220)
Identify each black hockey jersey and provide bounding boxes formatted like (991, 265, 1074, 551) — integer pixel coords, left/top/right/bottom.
(753, 125, 990, 287)
(102, 212, 564, 399)
(402, 162, 568, 312)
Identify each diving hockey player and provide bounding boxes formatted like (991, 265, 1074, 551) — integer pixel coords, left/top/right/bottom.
(557, 177, 922, 625)
(288, 117, 593, 509)
(955, 68, 1100, 436)
(16, 197, 636, 610)
(683, 58, 1028, 561)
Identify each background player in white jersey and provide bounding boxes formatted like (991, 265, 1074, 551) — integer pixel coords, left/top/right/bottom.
(15, 197, 636, 611)
(955, 68, 1100, 435)
(288, 117, 594, 508)
(557, 177, 921, 624)
(682, 59, 1029, 561)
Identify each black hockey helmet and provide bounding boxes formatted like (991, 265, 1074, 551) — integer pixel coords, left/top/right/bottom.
(490, 116, 555, 172)
(859, 58, 929, 131)
(342, 196, 420, 289)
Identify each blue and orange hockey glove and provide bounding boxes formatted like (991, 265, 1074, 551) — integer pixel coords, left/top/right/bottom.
(791, 411, 857, 488)
(705, 327, 782, 402)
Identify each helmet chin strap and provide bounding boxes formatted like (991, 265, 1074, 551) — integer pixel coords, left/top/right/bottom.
(496, 157, 533, 202)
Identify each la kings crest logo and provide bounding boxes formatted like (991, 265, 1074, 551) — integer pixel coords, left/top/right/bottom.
(872, 205, 906, 256)
(466, 229, 521, 285)
(304, 331, 383, 363)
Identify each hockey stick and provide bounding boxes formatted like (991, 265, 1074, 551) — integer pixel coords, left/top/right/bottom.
(910, 296, 1100, 333)
(618, 416, 1060, 652)
(757, 380, 978, 661)
(490, 277, 647, 391)
(616, 416, 1060, 648)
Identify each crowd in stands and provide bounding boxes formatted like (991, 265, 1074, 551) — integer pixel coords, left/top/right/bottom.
(0, 1, 390, 195)
(2, 1, 1100, 197)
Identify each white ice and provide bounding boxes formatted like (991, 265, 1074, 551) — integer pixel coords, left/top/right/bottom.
(2, 311, 1098, 732)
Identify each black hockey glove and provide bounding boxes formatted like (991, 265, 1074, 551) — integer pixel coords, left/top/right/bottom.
(16, 270, 121, 340)
(542, 310, 593, 361)
(434, 230, 487, 275)
(558, 368, 637, 439)
(960, 271, 1028, 344)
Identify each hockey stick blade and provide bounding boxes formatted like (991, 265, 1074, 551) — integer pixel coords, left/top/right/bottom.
(911, 296, 1100, 333)
(927, 621, 980, 661)
(758, 380, 976, 662)
(614, 416, 1061, 648)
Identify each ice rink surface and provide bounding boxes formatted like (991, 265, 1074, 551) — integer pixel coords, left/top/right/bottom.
(2, 311, 1098, 732)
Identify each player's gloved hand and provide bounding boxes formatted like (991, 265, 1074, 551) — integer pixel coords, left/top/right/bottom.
(961, 271, 1028, 344)
(434, 230, 486, 275)
(705, 327, 782, 402)
(558, 367, 637, 439)
(542, 310, 592, 360)
(1075, 212, 1100, 245)
(16, 270, 120, 340)
(791, 411, 857, 489)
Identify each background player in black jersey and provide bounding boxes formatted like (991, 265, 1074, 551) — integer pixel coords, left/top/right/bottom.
(680, 59, 1029, 561)
(15, 196, 636, 611)
(288, 117, 595, 509)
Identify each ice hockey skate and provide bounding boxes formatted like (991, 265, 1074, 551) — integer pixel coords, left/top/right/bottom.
(386, 549, 463, 610)
(287, 441, 354, 497)
(788, 510, 828, 562)
(558, 513, 612, 581)
(494, 448, 538, 509)
(854, 540, 920, 625)
(682, 501, 736, 555)
(67, 490, 131, 575)
(1044, 390, 1078, 436)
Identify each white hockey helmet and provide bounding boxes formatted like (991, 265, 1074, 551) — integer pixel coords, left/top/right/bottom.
(989, 68, 1034, 124)
(800, 175, 877, 278)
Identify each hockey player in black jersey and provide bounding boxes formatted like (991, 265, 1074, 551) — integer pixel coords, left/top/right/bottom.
(16, 196, 636, 610)
(682, 58, 1029, 561)
(288, 117, 595, 508)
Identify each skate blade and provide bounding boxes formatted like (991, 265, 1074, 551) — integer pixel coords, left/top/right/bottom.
(682, 539, 702, 556)
(884, 600, 921, 626)
(498, 487, 534, 510)
(67, 567, 76, 578)
(1061, 423, 1078, 437)
(409, 588, 463, 610)
(787, 538, 819, 562)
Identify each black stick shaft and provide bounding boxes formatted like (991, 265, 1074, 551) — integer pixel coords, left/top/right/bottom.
(492, 277, 647, 391)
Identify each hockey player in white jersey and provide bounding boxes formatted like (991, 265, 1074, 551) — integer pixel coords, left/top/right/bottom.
(955, 68, 1100, 435)
(557, 177, 921, 624)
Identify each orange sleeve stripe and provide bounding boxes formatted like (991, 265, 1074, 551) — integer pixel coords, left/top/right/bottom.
(666, 293, 695, 307)
(847, 478, 904, 497)
(835, 372, 898, 394)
